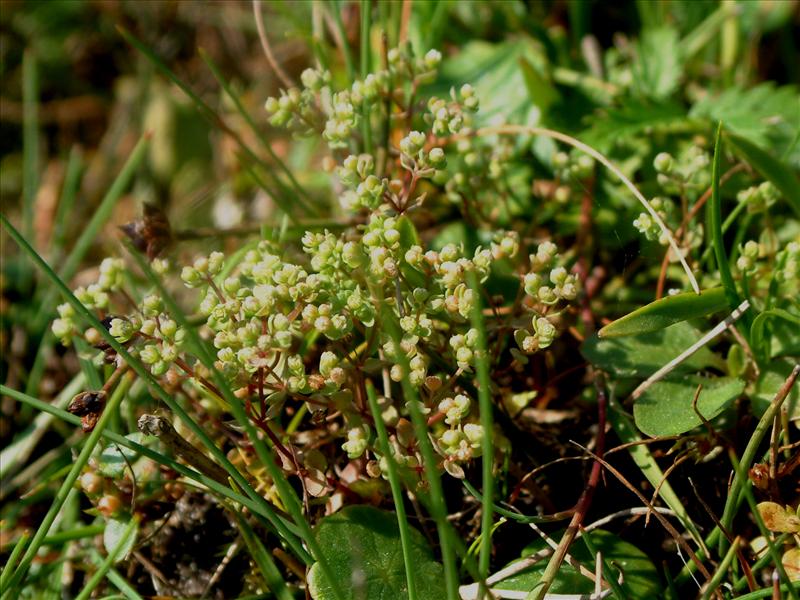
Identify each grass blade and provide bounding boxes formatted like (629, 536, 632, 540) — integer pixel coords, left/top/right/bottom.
(365, 381, 419, 600)
(22, 50, 39, 241)
(1, 213, 310, 564)
(74, 517, 139, 600)
(50, 146, 85, 260)
(360, 0, 373, 155)
(0, 371, 133, 595)
(234, 512, 294, 600)
(89, 549, 144, 600)
(379, 302, 460, 600)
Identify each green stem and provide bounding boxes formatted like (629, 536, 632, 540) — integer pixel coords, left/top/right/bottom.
(365, 381, 419, 600)
(75, 517, 139, 600)
(360, 0, 373, 155)
(22, 50, 39, 241)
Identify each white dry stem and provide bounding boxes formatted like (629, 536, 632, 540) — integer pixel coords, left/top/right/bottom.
(475, 125, 701, 294)
(630, 299, 750, 402)
(253, 0, 295, 90)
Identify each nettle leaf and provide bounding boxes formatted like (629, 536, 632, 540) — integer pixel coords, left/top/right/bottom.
(104, 516, 138, 562)
(98, 433, 147, 478)
(599, 288, 728, 338)
(494, 529, 660, 598)
(582, 321, 724, 379)
(632, 27, 683, 100)
(633, 375, 745, 437)
(307, 505, 446, 600)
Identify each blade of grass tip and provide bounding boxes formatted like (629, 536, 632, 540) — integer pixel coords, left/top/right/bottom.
(127, 247, 346, 600)
(50, 146, 84, 260)
(0, 384, 292, 545)
(198, 48, 315, 212)
(32, 132, 149, 332)
(0, 215, 310, 564)
(22, 49, 40, 241)
(466, 271, 494, 587)
(0, 373, 133, 596)
(89, 549, 144, 600)
(729, 450, 799, 600)
(74, 516, 139, 600)
(330, 1, 357, 84)
(0, 533, 30, 591)
(718, 363, 800, 557)
(234, 512, 294, 600)
(365, 381, 419, 600)
(700, 534, 740, 600)
(377, 301, 460, 600)
(360, 0, 373, 155)
(707, 123, 748, 330)
(118, 26, 317, 219)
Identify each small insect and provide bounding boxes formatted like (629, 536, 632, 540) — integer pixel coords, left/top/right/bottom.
(67, 391, 106, 432)
(119, 203, 172, 259)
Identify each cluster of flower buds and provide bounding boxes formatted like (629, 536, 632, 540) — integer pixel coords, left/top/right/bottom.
(653, 146, 710, 196)
(552, 150, 595, 182)
(737, 182, 780, 214)
(426, 84, 479, 137)
(337, 154, 386, 211)
(736, 240, 764, 274)
(633, 196, 676, 244)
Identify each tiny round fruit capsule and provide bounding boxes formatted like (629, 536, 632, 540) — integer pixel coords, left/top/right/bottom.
(80, 472, 103, 495)
(97, 494, 121, 517)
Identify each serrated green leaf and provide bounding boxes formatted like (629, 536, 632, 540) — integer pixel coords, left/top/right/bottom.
(632, 27, 683, 100)
(494, 529, 660, 599)
(599, 287, 728, 338)
(307, 505, 446, 600)
(726, 133, 800, 219)
(633, 375, 745, 437)
(103, 517, 138, 563)
(582, 321, 724, 379)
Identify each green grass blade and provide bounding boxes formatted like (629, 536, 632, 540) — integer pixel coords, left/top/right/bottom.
(32, 133, 149, 331)
(0, 372, 133, 595)
(0, 533, 30, 591)
(707, 123, 747, 329)
(22, 50, 39, 241)
(74, 517, 139, 600)
(234, 512, 294, 600)
(198, 48, 315, 214)
(360, 0, 373, 155)
(50, 146, 85, 259)
(330, 1, 356, 84)
(126, 247, 344, 598)
(0, 384, 293, 541)
(379, 302, 460, 600)
(365, 381, 419, 600)
(466, 271, 494, 584)
(89, 550, 144, 600)
(117, 26, 316, 220)
(1, 214, 309, 564)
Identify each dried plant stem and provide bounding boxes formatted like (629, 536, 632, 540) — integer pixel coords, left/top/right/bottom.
(474, 124, 701, 294)
(252, 0, 295, 89)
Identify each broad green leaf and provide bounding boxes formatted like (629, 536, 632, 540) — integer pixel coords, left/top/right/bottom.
(633, 375, 745, 437)
(599, 287, 728, 338)
(726, 134, 800, 219)
(307, 505, 446, 600)
(519, 56, 560, 118)
(98, 433, 146, 478)
(494, 529, 660, 599)
(632, 27, 683, 100)
(103, 516, 138, 563)
(582, 321, 724, 379)
(750, 309, 800, 359)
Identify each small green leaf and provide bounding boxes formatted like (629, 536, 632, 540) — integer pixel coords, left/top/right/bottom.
(752, 360, 800, 419)
(598, 287, 728, 338)
(633, 375, 745, 437)
(494, 529, 660, 599)
(519, 57, 560, 117)
(750, 309, 800, 359)
(103, 516, 138, 563)
(582, 321, 723, 379)
(632, 27, 683, 100)
(307, 505, 446, 600)
(98, 433, 146, 478)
